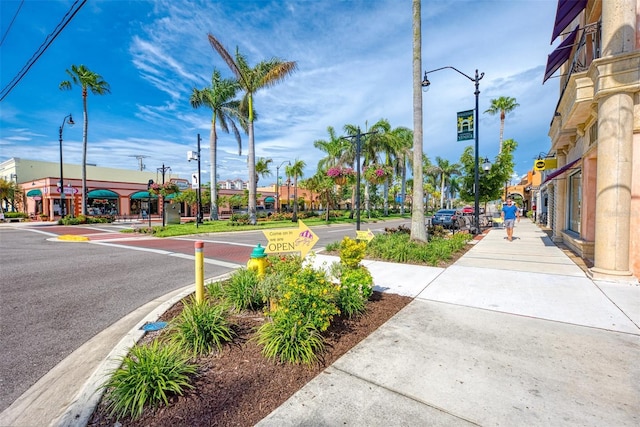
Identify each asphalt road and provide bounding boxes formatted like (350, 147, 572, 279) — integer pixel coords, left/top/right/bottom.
(0, 218, 409, 412)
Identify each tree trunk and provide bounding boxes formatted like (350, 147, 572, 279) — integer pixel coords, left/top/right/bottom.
(410, 0, 427, 242)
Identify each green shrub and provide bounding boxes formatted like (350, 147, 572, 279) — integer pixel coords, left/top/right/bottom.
(225, 268, 263, 311)
(277, 265, 340, 332)
(168, 298, 235, 356)
(256, 310, 324, 365)
(102, 340, 196, 420)
(3, 212, 27, 219)
(324, 240, 341, 252)
(366, 232, 471, 266)
(338, 266, 373, 317)
(206, 280, 226, 301)
(339, 236, 366, 268)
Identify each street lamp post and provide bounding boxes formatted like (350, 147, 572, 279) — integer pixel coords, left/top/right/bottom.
(422, 66, 484, 234)
(341, 127, 377, 231)
(188, 134, 203, 228)
(275, 160, 290, 214)
(157, 163, 171, 227)
(58, 113, 74, 218)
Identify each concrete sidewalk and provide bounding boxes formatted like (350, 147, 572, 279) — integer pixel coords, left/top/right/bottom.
(259, 220, 640, 426)
(2, 220, 638, 426)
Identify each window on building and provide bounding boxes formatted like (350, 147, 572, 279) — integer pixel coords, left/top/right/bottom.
(568, 171, 582, 233)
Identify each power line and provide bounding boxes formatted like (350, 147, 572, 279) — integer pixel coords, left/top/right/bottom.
(0, 0, 24, 47)
(0, 0, 87, 102)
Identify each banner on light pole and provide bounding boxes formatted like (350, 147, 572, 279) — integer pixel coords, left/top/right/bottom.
(457, 110, 474, 141)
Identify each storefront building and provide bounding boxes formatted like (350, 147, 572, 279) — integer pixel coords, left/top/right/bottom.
(1, 158, 167, 219)
(543, 0, 639, 281)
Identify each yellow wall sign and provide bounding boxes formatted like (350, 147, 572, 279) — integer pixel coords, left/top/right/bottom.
(355, 229, 375, 242)
(533, 158, 558, 171)
(262, 220, 319, 258)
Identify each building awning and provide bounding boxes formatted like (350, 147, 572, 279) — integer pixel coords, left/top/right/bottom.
(543, 158, 581, 184)
(544, 25, 579, 83)
(551, 0, 587, 43)
(87, 189, 119, 199)
(130, 191, 158, 199)
(26, 189, 42, 197)
(264, 196, 275, 203)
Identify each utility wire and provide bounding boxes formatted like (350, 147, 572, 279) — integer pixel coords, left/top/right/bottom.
(0, 0, 24, 47)
(0, 0, 87, 102)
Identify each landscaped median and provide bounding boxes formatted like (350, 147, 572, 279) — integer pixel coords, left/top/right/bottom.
(58, 234, 90, 242)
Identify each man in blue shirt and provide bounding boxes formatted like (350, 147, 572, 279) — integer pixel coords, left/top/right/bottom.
(501, 198, 520, 241)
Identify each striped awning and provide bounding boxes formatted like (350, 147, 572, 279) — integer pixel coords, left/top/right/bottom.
(551, 0, 587, 43)
(544, 26, 579, 83)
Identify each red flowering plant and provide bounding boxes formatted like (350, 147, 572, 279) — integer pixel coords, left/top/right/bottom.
(363, 164, 393, 184)
(326, 166, 355, 185)
(148, 182, 180, 197)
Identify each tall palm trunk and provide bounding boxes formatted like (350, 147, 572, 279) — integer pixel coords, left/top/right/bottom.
(400, 157, 407, 215)
(247, 97, 257, 225)
(499, 111, 505, 153)
(81, 88, 88, 215)
(210, 124, 218, 220)
(410, 0, 426, 241)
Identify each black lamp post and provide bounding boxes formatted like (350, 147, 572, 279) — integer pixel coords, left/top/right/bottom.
(422, 66, 484, 234)
(188, 134, 203, 227)
(341, 127, 377, 231)
(157, 163, 171, 227)
(275, 160, 290, 214)
(58, 113, 74, 218)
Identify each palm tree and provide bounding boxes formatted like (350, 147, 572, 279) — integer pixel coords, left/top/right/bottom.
(484, 96, 519, 153)
(190, 69, 247, 220)
(0, 178, 20, 212)
(429, 157, 460, 209)
(60, 64, 110, 215)
(208, 34, 297, 225)
(313, 126, 350, 170)
(411, 0, 426, 241)
(255, 157, 273, 185)
(390, 126, 413, 215)
(286, 159, 305, 222)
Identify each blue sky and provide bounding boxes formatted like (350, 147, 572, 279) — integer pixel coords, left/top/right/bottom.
(1, 0, 561, 185)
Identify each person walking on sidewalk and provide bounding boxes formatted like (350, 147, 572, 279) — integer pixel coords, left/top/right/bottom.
(501, 198, 520, 241)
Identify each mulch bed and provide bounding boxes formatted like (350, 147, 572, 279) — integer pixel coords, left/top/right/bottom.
(87, 291, 412, 427)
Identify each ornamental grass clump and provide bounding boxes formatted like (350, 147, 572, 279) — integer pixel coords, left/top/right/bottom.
(225, 268, 263, 311)
(102, 340, 196, 420)
(168, 297, 235, 356)
(256, 310, 324, 365)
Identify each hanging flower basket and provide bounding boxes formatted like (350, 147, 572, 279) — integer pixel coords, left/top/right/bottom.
(363, 165, 392, 185)
(327, 167, 355, 185)
(149, 182, 180, 197)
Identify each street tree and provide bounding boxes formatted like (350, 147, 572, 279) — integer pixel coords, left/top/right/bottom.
(190, 69, 248, 220)
(208, 34, 297, 225)
(59, 64, 111, 215)
(484, 96, 519, 154)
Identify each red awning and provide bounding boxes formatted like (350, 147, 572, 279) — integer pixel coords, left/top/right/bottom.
(551, 0, 587, 43)
(544, 26, 579, 83)
(543, 158, 581, 184)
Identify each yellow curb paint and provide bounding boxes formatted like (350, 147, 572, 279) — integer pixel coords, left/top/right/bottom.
(58, 235, 90, 242)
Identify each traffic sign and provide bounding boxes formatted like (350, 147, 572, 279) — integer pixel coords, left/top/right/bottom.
(191, 173, 199, 189)
(356, 229, 375, 242)
(262, 220, 319, 258)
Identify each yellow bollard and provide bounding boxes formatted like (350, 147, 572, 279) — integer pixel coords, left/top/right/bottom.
(195, 241, 204, 303)
(247, 243, 267, 278)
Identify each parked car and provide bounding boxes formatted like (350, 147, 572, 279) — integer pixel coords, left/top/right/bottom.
(461, 205, 485, 215)
(431, 209, 466, 230)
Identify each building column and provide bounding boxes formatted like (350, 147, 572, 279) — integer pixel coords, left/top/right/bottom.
(589, 0, 636, 280)
(552, 152, 567, 242)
